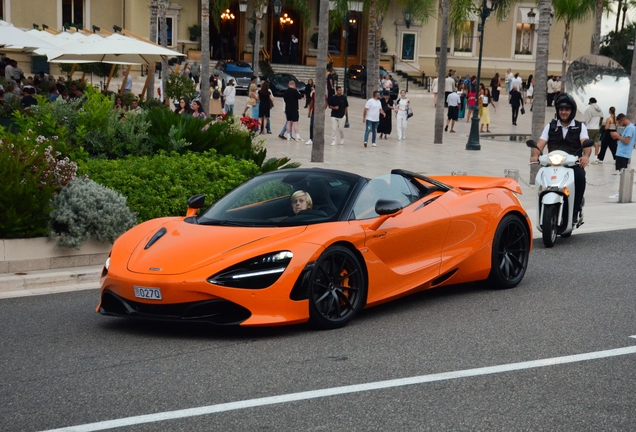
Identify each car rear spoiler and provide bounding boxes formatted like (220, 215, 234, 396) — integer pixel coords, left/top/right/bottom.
(428, 176, 522, 194)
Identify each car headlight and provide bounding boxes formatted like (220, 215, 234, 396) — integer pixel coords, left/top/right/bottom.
(548, 153, 567, 166)
(207, 251, 293, 289)
(101, 255, 111, 278)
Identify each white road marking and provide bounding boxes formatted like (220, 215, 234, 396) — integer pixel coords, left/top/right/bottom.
(43, 338, 636, 432)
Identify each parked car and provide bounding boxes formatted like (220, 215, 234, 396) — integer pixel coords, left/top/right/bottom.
(266, 73, 306, 97)
(97, 168, 531, 329)
(345, 64, 399, 99)
(211, 60, 254, 94)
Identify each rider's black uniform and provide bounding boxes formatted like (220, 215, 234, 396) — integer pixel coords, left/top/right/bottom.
(546, 119, 586, 220)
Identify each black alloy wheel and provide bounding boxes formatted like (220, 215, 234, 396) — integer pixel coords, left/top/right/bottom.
(488, 214, 530, 289)
(308, 246, 367, 329)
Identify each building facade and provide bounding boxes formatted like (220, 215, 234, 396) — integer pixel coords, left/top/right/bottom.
(3, 0, 596, 79)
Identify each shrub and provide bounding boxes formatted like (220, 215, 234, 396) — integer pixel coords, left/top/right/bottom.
(50, 178, 137, 249)
(0, 136, 78, 239)
(82, 151, 260, 222)
(166, 72, 196, 101)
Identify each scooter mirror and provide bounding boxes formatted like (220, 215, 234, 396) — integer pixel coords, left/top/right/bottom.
(526, 140, 538, 149)
(582, 138, 595, 148)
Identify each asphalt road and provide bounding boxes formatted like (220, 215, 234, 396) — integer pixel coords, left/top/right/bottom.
(2, 230, 636, 432)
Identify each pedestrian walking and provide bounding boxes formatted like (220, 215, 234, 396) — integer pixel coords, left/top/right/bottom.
(377, 90, 394, 139)
(191, 62, 200, 87)
(209, 74, 223, 119)
(491, 73, 501, 102)
(243, 76, 258, 116)
(283, 80, 304, 141)
(583, 97, 603, 164)
(457, 83, 467, 119)
(445, 90, 461, 133)
(395, 90, 410, 140)
(509, 85, 523, 126)
(258, 82, 274, 134)
(444, 72, 455, 107)
(609, 114, 635, 198)
(304, 78, 314, 108)
(525, 74, 534, 107)
(432, 76, 438, 106)
(223, 79, 236, 116)
(479, 88, 495, 133)
(363, 91, 384, 147)
(505, 68, 513, 94)
(328, 86, 348, 145)
(306, 87, 315, 145)
(466, 78, 477, 122)
(599, 106, 618, 162)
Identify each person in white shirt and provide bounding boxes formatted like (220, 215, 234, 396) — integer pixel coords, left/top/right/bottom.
(547, 76, 555, 106)
(511, 73, 523, 94)
(505, 68, 514, 93)
(583, 97, 604, 163)
(445, 91, 461, 133)
(223, 79, 237, 116)
(395, 90, 410, 140)
(362, 91, 385, 147)
(444, 73, 455, 107)
(431, 76, 438, 106)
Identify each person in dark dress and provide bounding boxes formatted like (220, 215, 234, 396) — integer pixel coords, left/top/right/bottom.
(258, 82, 273, 134)
(377, 90, 394, 139)
(509, 86, 524, 126)
(490, 73, 500, 102)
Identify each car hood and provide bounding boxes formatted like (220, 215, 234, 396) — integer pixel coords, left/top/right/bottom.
(126, 220, 307, 275)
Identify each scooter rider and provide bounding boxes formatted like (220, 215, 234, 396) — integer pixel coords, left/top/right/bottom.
(529, 93, 591, 222)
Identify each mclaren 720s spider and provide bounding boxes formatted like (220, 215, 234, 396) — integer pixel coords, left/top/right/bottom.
(97, 168, 532, 329)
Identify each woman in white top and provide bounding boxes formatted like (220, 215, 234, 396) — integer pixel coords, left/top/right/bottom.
(395, 90, 410, 140)
(432, 76, 438, 106)
(222, 79, 236, 116)
(599, 106, 618, 162)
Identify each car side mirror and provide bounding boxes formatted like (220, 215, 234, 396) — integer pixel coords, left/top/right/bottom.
(366, 200, 403, 231)
(185, 194, 205, 217)
(375, 199, 403, 215)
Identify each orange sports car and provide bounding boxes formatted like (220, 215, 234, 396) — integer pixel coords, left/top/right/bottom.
(97, 168, 531, 329)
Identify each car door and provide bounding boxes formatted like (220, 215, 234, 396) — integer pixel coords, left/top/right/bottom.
(350, 175, 451, 304)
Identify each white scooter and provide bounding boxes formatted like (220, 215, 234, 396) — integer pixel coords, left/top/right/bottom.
(526, 139, 594, 248)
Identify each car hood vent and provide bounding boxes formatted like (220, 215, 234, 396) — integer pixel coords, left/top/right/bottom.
(127, 221, 306, 275)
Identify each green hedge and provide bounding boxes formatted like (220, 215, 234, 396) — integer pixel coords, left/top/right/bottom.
(82, 151, 260, 222)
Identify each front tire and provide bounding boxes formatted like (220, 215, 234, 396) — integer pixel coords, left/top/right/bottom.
(488, 214, 530, 289)
(541, 204, 558, 248)
(308, 246, 367, 329)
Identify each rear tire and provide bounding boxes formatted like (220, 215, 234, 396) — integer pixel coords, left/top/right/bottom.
(541, 204, 558, 248)
(488, 214, 530, 289)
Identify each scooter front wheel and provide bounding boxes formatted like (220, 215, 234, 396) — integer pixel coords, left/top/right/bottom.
(541, 204, 558, 248)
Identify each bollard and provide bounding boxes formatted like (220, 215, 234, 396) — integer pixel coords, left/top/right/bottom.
(504, 168, 520, 182)
(618, 168, 634, 203)
(452, 171, 467, 175)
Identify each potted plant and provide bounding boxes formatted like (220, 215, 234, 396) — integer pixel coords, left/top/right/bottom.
(188, 24, 201, 42)
(380, 38, 388, 53)
(310, 32, 319, 49)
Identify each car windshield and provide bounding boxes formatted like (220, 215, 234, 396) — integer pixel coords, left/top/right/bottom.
(224, 62, 253, 73)
(197, 171, 358, 227)
(351, 174, 424, 220)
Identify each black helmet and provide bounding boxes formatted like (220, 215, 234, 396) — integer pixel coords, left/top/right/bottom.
(554, 93, 577, 122)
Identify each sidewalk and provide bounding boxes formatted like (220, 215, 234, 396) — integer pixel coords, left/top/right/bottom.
(3, 86, 635, 298)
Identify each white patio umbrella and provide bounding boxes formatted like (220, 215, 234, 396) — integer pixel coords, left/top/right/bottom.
(49, 33, 184, 65)
(34, 32, 103, 63)
(0, 21, 57, 50)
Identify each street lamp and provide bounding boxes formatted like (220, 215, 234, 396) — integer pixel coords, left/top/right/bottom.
(238, 0, 247, 13)
(628, 39, 635, 51)
(273, 0, 283, 18)
(403, 8, 412, 29)
(465, 0, 499, 151)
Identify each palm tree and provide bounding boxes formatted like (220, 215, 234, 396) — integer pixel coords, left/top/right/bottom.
(553, 0, 596, 92)
(434, 0, 450, 144)
(628, 38, 636, 119)
(200, 0, 210, 115)
(312, 0, 330, 162)
(532, 0, 553, 148)
(159, 0, 169, 102)
(148, 0, 159, 101)
(592, 0, 603, 55)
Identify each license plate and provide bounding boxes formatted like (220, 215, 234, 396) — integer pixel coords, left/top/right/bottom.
(133, 286, 162, 300)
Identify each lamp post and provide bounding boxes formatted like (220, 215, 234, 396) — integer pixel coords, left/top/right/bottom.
(403, 8, 412, 29)
(465, 0, 499, 151)
(343, 12, 352, 128)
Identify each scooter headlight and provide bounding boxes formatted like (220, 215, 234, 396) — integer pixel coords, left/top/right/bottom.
(548, 153, 567, 166)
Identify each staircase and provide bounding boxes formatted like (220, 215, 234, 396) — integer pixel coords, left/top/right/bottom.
(268, 64, 345, 85)
(394, 70, 429, 91)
